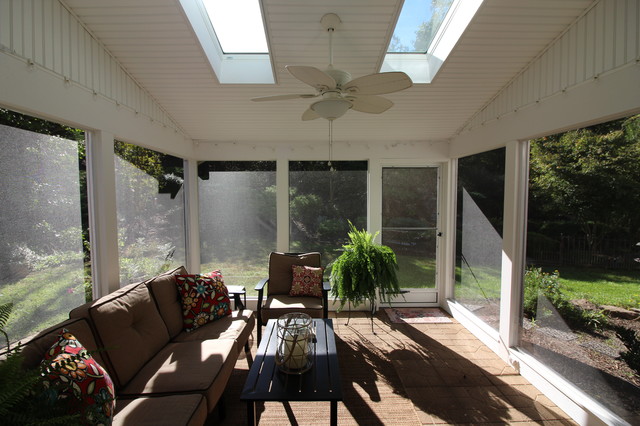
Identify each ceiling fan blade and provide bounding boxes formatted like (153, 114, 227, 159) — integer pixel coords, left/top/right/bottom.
(349, 95, 393, 114)
(301, 108, 321, 121)
(251, 93, 317, 102)
(343, 72, 413, 95)
(286, 65, 337, 91)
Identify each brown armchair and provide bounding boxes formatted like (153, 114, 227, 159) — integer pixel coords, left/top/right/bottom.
(254, 252, 330, 343)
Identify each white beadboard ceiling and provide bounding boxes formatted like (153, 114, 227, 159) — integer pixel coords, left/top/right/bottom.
(62, 0, 596, 146)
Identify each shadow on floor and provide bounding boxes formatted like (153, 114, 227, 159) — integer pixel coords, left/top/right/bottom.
(336, 311, 575, 425)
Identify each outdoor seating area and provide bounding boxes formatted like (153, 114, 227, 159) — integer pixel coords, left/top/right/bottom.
(1, 0, 639, 425)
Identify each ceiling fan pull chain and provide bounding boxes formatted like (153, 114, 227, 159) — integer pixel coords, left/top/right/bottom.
(328, 120, 334, 171)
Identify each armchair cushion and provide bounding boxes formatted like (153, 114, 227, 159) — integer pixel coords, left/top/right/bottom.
(267, 252, 321, 295)
(261, 295, 324, 323)
(290, 265, 323, 298)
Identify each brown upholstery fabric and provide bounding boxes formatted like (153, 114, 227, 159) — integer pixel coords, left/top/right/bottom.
(172, 310, 255, 353)
(114, 394, 207, 426)
(145, 265, 188, 339)
(260, 295, 324, 323)
(70, 282, 170, 389)
(18, 318, 105, 370)
(120, 339, 238, 412)
(267, 252, 321, 295)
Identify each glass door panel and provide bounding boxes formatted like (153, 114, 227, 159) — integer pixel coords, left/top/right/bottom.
(382, 167, 439, 303)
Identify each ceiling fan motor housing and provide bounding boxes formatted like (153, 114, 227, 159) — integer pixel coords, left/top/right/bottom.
(325, 67, 352, 87)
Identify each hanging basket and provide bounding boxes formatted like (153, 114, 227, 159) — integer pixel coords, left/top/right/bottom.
(275, 313, 315, 374)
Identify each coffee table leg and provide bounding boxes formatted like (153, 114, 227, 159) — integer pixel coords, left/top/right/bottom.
(247, 401, 257, 426)
(330, 401, 337, 426)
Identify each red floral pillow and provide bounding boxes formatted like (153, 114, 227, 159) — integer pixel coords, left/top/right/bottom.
(290, 265, 323, 298)
(41, 329, 115, 424)
(175, 272, 231, 332)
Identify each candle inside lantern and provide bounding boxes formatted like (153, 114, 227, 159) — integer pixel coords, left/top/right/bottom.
(276, 312, 314, 373)
(281, 331, 309, 370)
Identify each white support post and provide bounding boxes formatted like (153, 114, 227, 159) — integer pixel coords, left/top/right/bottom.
(441, 159, 458, 303)
(276, 158, 289, 252)
(368, 159, 382, 241)
(499, 140, 530, 352)
(86, 130, 120, 298)
(184, 159, 201, 273)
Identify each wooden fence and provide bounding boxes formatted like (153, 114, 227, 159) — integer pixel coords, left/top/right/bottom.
(527, 236, 640, 270)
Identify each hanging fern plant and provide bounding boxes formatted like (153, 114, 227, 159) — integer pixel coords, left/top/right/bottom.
(330, 221, 401, 310)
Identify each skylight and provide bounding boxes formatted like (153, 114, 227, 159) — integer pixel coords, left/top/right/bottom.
(179, 0, 275, 84)
(202, 0, 268, 54)
(382, 0, 483, 83)
(389, 0, 454, 53)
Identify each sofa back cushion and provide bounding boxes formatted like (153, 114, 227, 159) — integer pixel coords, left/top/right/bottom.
(69, 282, 170, 388)
(145, 265, 188, 339)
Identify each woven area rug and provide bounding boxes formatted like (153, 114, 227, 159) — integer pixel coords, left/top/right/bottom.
(384, 307, 452, 324)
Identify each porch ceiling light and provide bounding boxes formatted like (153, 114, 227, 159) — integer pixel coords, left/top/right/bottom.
(310, 99, 352, 121)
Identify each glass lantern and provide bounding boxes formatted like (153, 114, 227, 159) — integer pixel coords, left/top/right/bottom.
(275, 312, 315, 374)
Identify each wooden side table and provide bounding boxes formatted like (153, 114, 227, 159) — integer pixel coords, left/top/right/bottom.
(226, 285, 246, 310)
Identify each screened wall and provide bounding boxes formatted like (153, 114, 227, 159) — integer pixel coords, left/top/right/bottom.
(0, 114, 89, 344)
(289, 161, 368, 269)
(114, 141, 186, 285)
(198, 161, 276, 295)
(454, 148, 505, 330)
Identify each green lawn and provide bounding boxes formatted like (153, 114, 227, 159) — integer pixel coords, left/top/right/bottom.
(0, 263, 87, 343)
(454, 263, 502, 301)
(394, 254, 436, 289)
(201, 258, 269, 297)
(543, 266, 640, 309)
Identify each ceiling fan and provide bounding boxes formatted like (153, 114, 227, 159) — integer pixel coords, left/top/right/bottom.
(251, 13, 413, 121)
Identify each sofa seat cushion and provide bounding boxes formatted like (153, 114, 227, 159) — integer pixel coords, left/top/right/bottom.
(145, 266, 188, 339)
(261, 295, 323, 323)
(119, 339, 238, 412)
(70, 282, 170, 389)
(114, 394, 207, 426)
(172, 309, 255, 352)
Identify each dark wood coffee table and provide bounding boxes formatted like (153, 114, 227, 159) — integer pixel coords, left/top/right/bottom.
(240, 318, 342, 425)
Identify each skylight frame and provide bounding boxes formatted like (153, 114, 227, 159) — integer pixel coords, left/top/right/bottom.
(381, 0, 484, 84)
(179, 0, 275, 84)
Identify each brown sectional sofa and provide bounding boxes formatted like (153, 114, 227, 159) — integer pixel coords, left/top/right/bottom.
(18, 265, 255, 425)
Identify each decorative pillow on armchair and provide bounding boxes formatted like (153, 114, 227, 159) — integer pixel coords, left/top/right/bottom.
(175, 272, 232, 332)
(41, 329, 115, 424)
(290, 265, 324, 298)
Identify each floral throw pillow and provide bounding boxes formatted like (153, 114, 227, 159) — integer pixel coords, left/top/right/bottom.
(290, 265, 323, 298)
(41, 329, 115, 424)
(175, 272, 231, 332)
